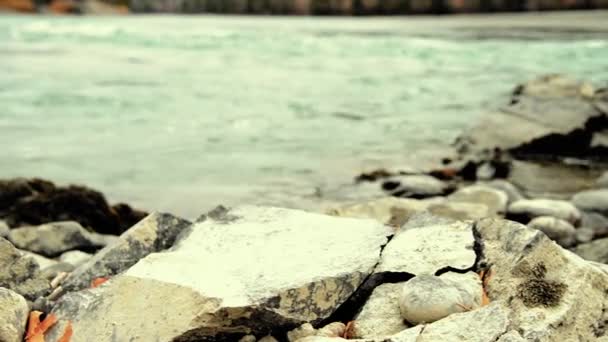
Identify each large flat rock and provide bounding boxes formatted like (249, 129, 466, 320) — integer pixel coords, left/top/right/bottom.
(48, 206, 391, 341)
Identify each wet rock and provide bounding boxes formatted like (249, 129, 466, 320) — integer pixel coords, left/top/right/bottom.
(376, 221, 475, 275)
(447, 185, 509, 215)
(0, 237, 49, 301)
(427, 202, 492, 220)
(0, 288, 29, 342)
(476, 218, 608, 340)
(574, 237, 608, 264)
(572, 189, 608, 215)
(527, 216, 576, 247)
(60, 212, 191, 293)
(575, 226, 594, 244)
(46, 206, 391, 341)
(0, 220, 8, 238)
(481, 179, 524, 204)
(0, 178, 147, 235)
(7, 221, 116, 257)
(326, 197, 442, 226)
(59, 250, 92, 267)
(351, 283, 409, 338)
(398, 272, 482, 325)
(382, 175, 449, 199)
(507, 198, 581, 224)
(581, 211, 608, 238)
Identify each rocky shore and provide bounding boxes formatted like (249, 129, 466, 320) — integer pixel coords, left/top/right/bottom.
(2, 74, 608, 342)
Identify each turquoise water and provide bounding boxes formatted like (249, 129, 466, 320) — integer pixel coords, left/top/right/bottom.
(1, 14, 607, 217)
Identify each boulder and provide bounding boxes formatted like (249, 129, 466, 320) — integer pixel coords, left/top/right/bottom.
(572, 189, 608, 215)
(7, 221, 116, 257)
(0, 237, 49, 301)
(447, 185, 508, 215)
(574, 237, 608, 264)
(376, 221, 476, 275)
(475, 218, 608, 341)
(581, 211, 608, 238)
(351, 283, 409, 338)
(507, 199, 581, 224)
(398, 272, 482, 325)
(59, 250, 92, 267)
(0, 178, 147, 235)
(46, 206, 391, 341)
(0, 220, 8, 238)
(60, 212, 191, 293)
(0, 288, 29, 342)
(381, 175, 449, 199)
(527, 216, 576, 247)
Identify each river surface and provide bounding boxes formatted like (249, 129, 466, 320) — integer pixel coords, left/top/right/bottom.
(1, 12, 607, 218)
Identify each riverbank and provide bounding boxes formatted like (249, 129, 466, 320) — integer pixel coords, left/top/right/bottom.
(2, 0, 608, 14)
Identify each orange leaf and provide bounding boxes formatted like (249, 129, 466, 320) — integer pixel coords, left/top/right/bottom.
(26, 311, 42, 339)
(57, 321, 73, 342)
(26, 313, 58, 341)
(90, 277, 109, 288)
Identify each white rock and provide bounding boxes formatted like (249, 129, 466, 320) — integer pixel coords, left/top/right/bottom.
(258, 336, 278, 342)
(288, 323, 317, 342)
(448, 185, 509, 215)
(482, 179, 524, 203)
(19, 249, 58, 269)
(382, 175, 448, 198)
(527, 216, 576, 247)
(398, 272, 482, 324)
(238, 335, 257, 342)
(572, 189, 608, 215)
(0, 288, 29, 342)
(59, 250, 92, 267)
(46, 206, 391, 341)
(326, 197, 441, 225)
(376, 221, 476, 275)
(580, 211, 608, 237)
(317, 322, 345, 337)
(351, 283, 408, 338)
(508, 199, 581, 224)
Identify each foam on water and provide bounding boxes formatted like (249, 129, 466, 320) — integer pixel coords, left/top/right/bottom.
(1, 15, 607, 218)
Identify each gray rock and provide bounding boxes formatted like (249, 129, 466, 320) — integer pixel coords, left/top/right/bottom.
(575, 226, 595, 244)
(475, 218, 608, 341)
(382, 175, 449, 198)
(351, 283, 409, 338)
(376, 221, 476, 275)
(527, 216, 576, 247)
(46, 206, 391, 341)
(507, 199, 581, 224)
(0, 220, 9, 238)
(448, 185, 509, 216)
(596, 171, 608, 188)
(40, 262, 75, 282)
(398, 272, 482, 325)
(316, 322, 345, 337)
(574, 238, 608, 264)
(581, 211, 608, 238)
(59, 250, 92, 267)
(0, 237, 50, 301)
(427, 202, 491, 221)
(60, 212, 191, 292)
(7, 221, 116, 257)
(572, 189, 608, 215)
(19, 249, 58, 269)
(480, 179, 524, 204)
(326, 197, 440, 226)
(0, 288, 29, 342)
